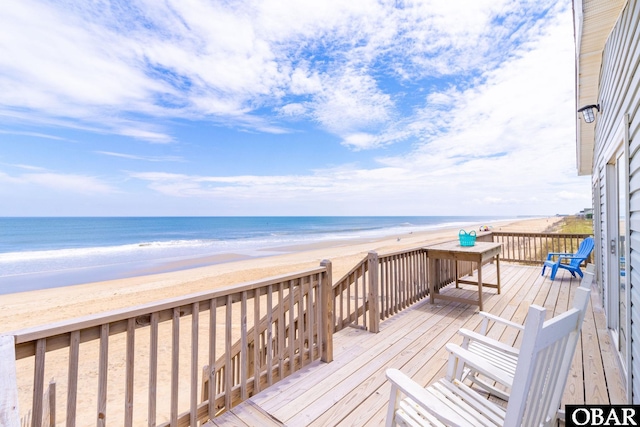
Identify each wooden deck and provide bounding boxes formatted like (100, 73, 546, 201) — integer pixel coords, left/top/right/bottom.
(205, 263, 627, 426)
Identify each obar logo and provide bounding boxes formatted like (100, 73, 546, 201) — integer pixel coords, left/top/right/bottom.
(566, 405, 640, 426)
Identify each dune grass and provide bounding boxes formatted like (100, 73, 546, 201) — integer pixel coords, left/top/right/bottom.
(558, 216, 594, 234)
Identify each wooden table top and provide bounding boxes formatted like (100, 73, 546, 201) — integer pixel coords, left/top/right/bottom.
(424, 241, 502, 261)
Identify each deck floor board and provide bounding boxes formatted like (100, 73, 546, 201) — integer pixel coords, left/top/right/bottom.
(205, 264, 627, 426)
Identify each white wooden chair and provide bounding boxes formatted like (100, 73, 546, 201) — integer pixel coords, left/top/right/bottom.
(385, 286, 591, 426)
(456, 264, 594, 401)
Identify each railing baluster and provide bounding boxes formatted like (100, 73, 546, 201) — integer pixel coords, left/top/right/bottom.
(277, 283, 284, 381)
(411, 252, 417, 303)
(224, 295, 232, 411)
(346, 274, 351, 326)
(32, 339, 45, 427)
(241, 291, 248, 401)
(171, 308, 180, 426)
(208, 298, 216, 417)
(297, 279, 303, 367)
(149, 312, 158, 427)
(389, 256, 394, 315)
(361, 263, 367, 329)
(190, 302, 199, 427)
(97, 324, 108, 427)
(353, 271, 358, 326)
(314, 273, 321, 359)
(267, 284, 274, 386)
(125, 319, 134, 427)
(338, 281, 344, 331)
(311, 276, 317, 358)
(253, 288, 261, 393)
(288, 280, 295, 376)
(67, 331, 79, 427)
(381, 257, 388, 318)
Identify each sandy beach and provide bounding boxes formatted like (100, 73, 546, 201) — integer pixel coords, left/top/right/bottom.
(2, 216, 563, 425)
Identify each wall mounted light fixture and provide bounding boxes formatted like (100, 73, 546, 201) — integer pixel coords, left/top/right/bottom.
(577, 104, 600, 123)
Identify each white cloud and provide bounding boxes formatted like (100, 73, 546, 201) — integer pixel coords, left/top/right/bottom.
(0, 0, 589, 216)
(279, 103, 308, 117)
(0, 130, 70, 141)
(341, 133, 380, 150)
(119, 1, 589, 215)
(95, 152, 185, 163)
(0, 169, 117, 195)
(0, 0, 564, 145)
(22, 173, 117, 194)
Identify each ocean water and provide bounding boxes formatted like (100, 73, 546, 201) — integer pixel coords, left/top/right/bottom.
(0, 216, 508, 295)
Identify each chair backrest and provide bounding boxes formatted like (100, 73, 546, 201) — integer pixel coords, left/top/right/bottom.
(574, 237, 594, 259)
(503, 286, 591, 426)
(580, 264, 595, 287)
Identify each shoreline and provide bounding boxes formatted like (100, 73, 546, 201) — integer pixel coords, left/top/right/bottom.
(0, 216, 518, 296)
(0, 216, 561, 334)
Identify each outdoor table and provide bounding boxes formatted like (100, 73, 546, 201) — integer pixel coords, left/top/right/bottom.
(424, 241, 502, 311)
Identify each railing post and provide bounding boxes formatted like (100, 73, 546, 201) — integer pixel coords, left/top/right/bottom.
(367, 251, 380, 333)
(0, 335, 20, 427)
(320, 260, 334, 363)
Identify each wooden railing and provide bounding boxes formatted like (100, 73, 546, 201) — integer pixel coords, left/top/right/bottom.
(377, 249, 429, 323)
(328, 232, 593, 333)
(4, 265, 332, 427)
(331, 253, 371, 333)
(331, 247, 476, 333)
(490, 232, 593, 265)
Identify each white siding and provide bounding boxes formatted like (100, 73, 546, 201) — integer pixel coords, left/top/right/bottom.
(595, 0, 639, 402)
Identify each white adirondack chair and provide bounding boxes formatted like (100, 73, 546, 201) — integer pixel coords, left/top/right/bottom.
(385, 286, 591, 427)
(457, 264, 594, 401)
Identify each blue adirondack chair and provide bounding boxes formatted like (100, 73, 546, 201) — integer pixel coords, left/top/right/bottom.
(541, 237, 594, 281)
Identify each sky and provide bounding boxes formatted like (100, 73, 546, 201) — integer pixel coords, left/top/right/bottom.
(0, 0, 592, 217)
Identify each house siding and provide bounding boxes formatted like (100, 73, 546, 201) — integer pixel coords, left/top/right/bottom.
(593, 0, 639, 402)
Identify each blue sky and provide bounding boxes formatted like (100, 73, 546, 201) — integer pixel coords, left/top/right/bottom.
(0, 0, 591, 216)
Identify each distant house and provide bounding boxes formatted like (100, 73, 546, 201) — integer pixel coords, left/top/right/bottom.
(574, 0, 637, 403)
(579, 208, 593, 219)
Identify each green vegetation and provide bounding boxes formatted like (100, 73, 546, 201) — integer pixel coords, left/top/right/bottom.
(558, 216, 594, 234)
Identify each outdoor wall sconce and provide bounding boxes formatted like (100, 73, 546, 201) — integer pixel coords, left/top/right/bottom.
(577, 104, 600, 123)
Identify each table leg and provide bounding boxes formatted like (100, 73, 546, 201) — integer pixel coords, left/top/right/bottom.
(477, 260, 483, 311)
(496, 255, 501, 294)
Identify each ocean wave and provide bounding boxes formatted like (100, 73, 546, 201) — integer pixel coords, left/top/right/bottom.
(0, 240, 222, 263)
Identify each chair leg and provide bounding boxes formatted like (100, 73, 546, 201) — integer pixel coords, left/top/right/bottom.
(550, 265, 559, 281)
(541, 265, 547, 276)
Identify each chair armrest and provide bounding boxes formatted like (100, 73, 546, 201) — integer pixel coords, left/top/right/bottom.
(546, 252, 572, 261)
(458, 329, 520, 356)
(445, 343, 514, 386)
(477, 311, 525, 333)
(385, 369, 468, 426)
